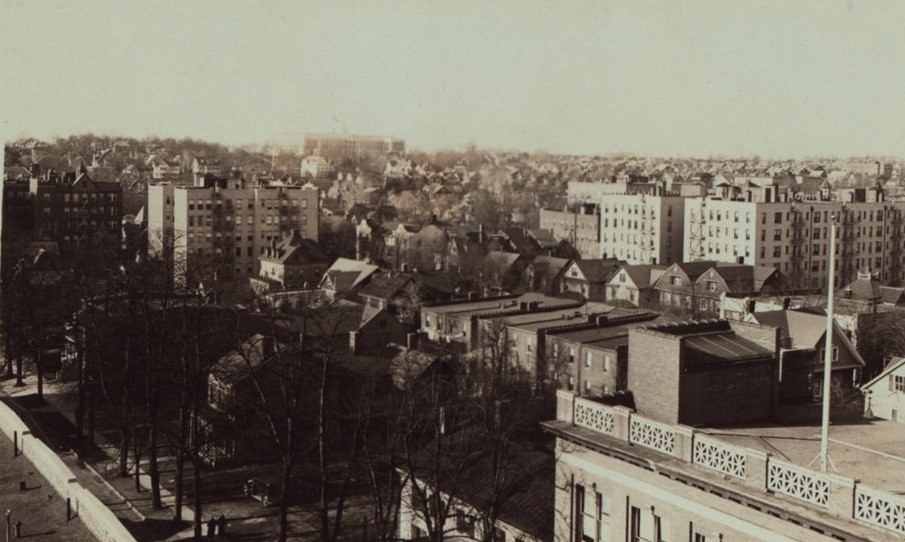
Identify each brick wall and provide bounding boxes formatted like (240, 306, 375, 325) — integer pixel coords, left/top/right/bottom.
(680, 362, 774, 425)
(628, 328, 682, 423)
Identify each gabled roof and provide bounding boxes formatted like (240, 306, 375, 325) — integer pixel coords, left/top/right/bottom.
(571, 259, 624, 283)
(614, 264, 668, 289)
(261, 232, 328, 266)
(210, 334, 274, 385)
(358, 272, 413, 300)
(861, 357, 905, 391)
(320, 258, 379, 293)
(750, 309, 865, 367)
(704, 264, 778, 293)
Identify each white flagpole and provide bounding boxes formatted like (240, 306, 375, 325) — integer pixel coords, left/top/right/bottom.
(819, 220, 836, 472)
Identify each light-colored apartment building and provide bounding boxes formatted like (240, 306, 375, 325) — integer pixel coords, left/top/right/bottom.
(684, 187, 905, 290)
(540, 204, 601, 259)
(148, 177, 318, 284)
(599, 193, 685, 265)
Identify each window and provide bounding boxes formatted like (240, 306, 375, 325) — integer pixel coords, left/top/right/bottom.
(584, 380, 591, 393)
(774, 212, 782, 224)
(819, 346, 839, 362)
(670, 276, 681, 286)
(585, 351, 592, 368)
(577, 486, 610, 542)
(569, 347, 576, 363)
(603, 355, 610, 372)
(628, 506, 669, 542)
(892, 375, 905, 393)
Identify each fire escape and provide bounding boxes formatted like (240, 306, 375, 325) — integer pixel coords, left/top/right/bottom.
(211, 191, 236, 280)
(278, 189, 293, 239)
(838, 207, 857, 286)
(789, 205, 807, 290)
(889, 207, 903, 286)
(688, 199, 708, 261)
(638, 195, 657, 264)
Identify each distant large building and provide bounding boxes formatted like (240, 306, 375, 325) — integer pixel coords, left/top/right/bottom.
(684, 186, 905, 290)
(148, 175, 318, 284)
(303, 134, 404, 160)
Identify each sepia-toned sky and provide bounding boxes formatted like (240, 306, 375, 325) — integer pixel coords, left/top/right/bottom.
(1, 0, 904, 157)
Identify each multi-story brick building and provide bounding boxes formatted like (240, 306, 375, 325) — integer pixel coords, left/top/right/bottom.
(599, 192, 685, 265)
(148, 174, 319, 284)
(684, 186, 905, 290)
(1, 164, 122, 266)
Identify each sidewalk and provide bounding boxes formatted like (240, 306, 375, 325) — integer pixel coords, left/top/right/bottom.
(1, 376, 190, 541)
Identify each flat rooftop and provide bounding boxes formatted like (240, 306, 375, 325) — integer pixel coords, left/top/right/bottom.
(549, 313, 668, 343)
(426, 293, 578, 316)
(701, 419, 905, 494)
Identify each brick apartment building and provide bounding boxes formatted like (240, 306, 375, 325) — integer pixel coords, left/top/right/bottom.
(147, 174, 318, 284)
(684, 185, 905, 290)
(2, 164, 122, 256)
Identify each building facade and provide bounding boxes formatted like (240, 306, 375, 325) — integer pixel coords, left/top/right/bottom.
(599, 193, 685, 265)
(684, 188, 905, 290)
(539, 205, 601, 259)
(148, 176, 319, 284)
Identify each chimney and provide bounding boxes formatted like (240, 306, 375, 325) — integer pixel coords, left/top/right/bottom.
(349, 331, 358, 354)
(782, 296, 791, 310)
(478, 223, 485, 244)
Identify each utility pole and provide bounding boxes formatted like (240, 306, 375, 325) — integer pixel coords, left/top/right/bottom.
(818, 219, 837, 472)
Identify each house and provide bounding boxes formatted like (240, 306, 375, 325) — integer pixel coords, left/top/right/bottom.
(840, 270, 905, 308)
(651, 261, 718, 312)
(251, 231, 330, 292)
(559, 258, 623, 301)
(319, 257, 380, 299)
(476, 302, 615, 381)
(521, 255, 572, 295)
(357, 272, 417, 324)
(398, 436, 553, 542)
(191, 156, 222, 177)
(202, 334, 282, 466)
(861, 357, 905, 422)
(694, 264, 785, 315)
(480, 251, 529, 293)
(546, 311, 664, 397)
(747, 309, 865, 406)
(419, 293, 580, 349)
(300, 155, 334, 178)
(605, 264, 668, 307)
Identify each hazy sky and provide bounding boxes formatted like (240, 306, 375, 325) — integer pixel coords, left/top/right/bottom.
(2, 1, 904, 157)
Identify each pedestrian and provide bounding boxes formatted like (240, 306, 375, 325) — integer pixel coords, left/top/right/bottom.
(206, 516, 216, 538)
(217, 514, 227, 536)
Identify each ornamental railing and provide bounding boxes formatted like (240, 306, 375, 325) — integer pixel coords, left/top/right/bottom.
(854, 485, 905, 536)
(573, 397, 615, 436)
(553, 390, 904, 539)
(692, 433, 747, 479)
(766, 458, 830, 507)
(628, 415, 676, 455)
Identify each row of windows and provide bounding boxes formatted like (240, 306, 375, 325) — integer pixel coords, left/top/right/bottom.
(574, 484, 718, 542)
(187, 198, 309, 210)
(186, 214, 308, 227)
